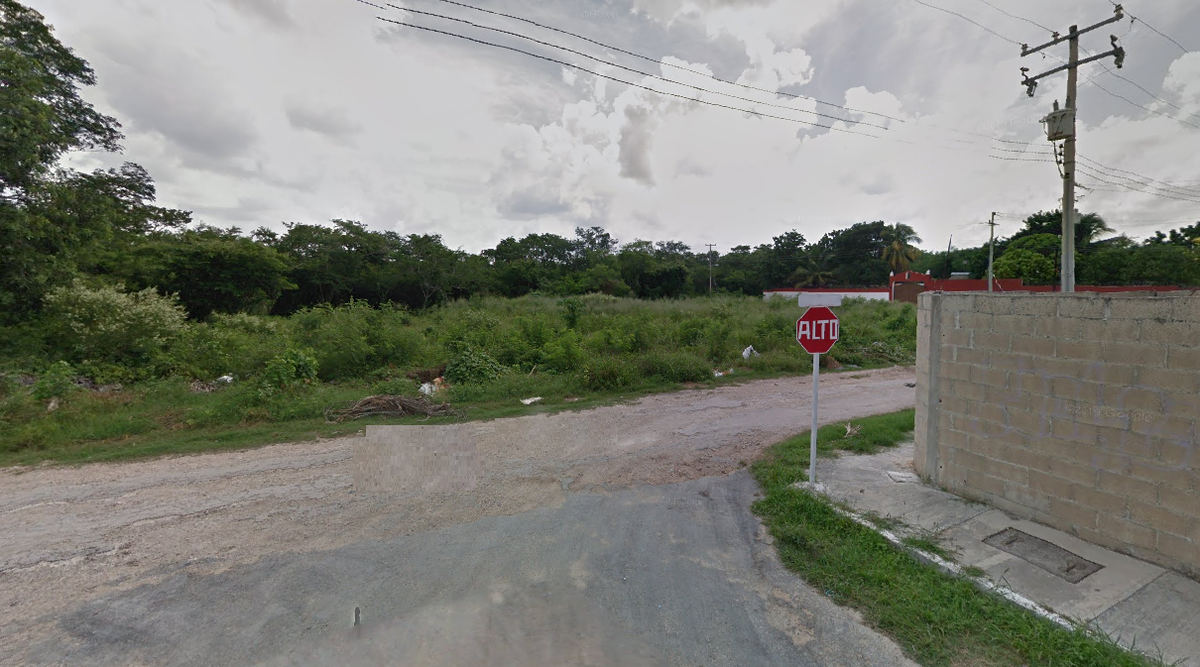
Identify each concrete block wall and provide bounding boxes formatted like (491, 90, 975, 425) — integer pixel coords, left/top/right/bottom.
(914, 292, 1200, 576)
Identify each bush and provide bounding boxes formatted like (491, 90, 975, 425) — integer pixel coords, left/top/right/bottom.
(445, 345, 507, 385)
(581, 357, 637, 391)
(259, 348, 319, 398)
(638, 351, 711, 383)
(291, 302, 425, 381)
(33, 361, 76, 400)
(43, 281, 187, 370)
(542, 331, 584, 373)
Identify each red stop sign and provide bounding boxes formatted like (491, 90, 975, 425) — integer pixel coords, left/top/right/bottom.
(797, 306, 839, 354)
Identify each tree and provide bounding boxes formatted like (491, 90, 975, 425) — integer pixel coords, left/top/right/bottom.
(788, 247, 835, 287)
(881, 223, 923, 273)
(1, 0, 123, 201)
(993, 249, 1056, 284)
(1012, 210, 1113, 247)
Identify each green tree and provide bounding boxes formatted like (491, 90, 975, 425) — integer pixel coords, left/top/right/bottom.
(881, 223, 922, 273)
(788, 247, 836, 287)
(993, 249, 1056, 284)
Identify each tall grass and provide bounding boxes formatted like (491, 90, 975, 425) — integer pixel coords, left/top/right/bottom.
(0, 295, 917, 464)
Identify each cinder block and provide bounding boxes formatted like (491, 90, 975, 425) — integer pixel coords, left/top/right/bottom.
(1156, 532, 1198, 569)
(1105, 387, 1163, 414)
(954, 347, 991, 367)
(982, 457, 1030, 485)
(1101, 341, 1167, 367)
(1011, 336, 1056, 357)
(1058, 295, 1107, 319)
(1010, 296, 1059, 316)
(1086, 450, 1135, 476)
(949, 379, 985, 402)
(1129, 458, 1194, 491)
(977, 295, 1014, 315)
(969, 366, 1008, 389)
(1095, 429, 1157, 461)
(942, 427, 969, 450)
(973, 331, 1012, 352)
(1160, 486, 1200, 520)
(1051, 377, 1103, 404)
(962, 468, 1006, 498)
(968, 400, 1010, 425)
(1098, 470, 1160, 505)
(1055, 340, 1103, 362)
(1158, 439, 1198, 468)
(1048, 496, 1099, 529)
(1006, 445, 1054, 473)
(1140, 320, 1200, 346)
(1032, 357, 1086, 379)
(1009, 372, 1052, 395)
(1008, 409, 1052, 438)
(1047, 456, 1099, 486)
(1003, 482, 1050, 511)
(1166, 347, 1200, 372)
(1072, 484, 1131, 515)
(1170, 297, 1200, 323)
(984, 385, 1029, 411)
(939, 394, 969, 416)
(992, 314, 1036, 335)
(1028, 468, 1075, 500)
(1035, 317, 1082, 338)
(1107, 296, 1174, 321)
(1161, 391, 1200, 421)
(1097, 513, 1157, 551)
(1132, 415, 1193, 441)
(1051, 417, 1099, 445)
(938, 362, 972, 382)
(1080, 319, 1139, 342)
(1077, 363, 1138, 386)
(1139, 368, 1200, 394)
(1130, 502, 1193, 540)
(957, 312, 993, 330)
(943, 329, 971, 348)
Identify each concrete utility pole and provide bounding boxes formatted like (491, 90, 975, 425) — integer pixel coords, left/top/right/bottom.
(706, 243, 717, 295)
(987, 212, 997, 293)
(1020, 4, 1126, 293)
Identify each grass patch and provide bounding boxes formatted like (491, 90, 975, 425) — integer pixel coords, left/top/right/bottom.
(1, 294, 918, 467)
(750, 409, 1161, 667)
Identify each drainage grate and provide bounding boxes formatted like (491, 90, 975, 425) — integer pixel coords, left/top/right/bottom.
(982, 527, 1104, 584)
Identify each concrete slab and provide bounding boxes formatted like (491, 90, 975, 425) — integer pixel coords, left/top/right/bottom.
(1093, 573, 1200, 667)
(941, 510, 1165, 621)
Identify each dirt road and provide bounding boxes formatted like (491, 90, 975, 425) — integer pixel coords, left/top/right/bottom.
(1, 367, 918, 666)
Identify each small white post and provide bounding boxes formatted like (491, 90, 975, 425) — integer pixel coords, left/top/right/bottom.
(810, 352, 819, 484)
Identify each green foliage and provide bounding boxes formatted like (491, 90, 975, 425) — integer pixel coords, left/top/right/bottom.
(259, 348, 319, 398)
(541, 331, 584, 373)
(291, 301, 424, 381)
(638, 351, 711, 383)
(32, 360, 75, 400)
(993, 249, 1056, 284)
(581, 356, 637, 391)
(445, 345, 506, 385)
(557, 297, 584, 329)
(43, 281, 186, 370)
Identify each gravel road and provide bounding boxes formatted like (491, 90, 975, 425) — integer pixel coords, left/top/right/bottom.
(0, 367, 918, 666)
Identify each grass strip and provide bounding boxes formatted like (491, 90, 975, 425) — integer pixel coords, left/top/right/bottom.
(750, 410, 1161, 667)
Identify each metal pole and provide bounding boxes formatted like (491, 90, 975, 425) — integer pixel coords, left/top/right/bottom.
(1062, 27, 1079, 293)
(810, 352, 819, 484)
(987, 212, 996, 292)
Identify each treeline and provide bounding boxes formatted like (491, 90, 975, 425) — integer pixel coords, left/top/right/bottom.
(912, 211, 1200, 286)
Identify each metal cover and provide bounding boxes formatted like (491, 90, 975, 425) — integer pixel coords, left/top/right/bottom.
(1042, 108, 1075, 141)
(982, 527, 1103, 584)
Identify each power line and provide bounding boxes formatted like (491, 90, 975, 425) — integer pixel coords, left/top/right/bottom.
(375, 3, 890, 130)
(1102, 0, 1191, 54)
(402, 0, 906, 124)
(971, 0, 1052, 33)
(1076, 155, 1200, 197)
(1077, 163, 1200, 203)
(908, 0, 1022, 45)
(372, 17, 885, 134)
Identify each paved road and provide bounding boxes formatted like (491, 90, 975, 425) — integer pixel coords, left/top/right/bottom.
(1, 368, 919, 666)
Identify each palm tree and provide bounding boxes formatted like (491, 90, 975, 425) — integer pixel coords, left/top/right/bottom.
(881, 224, 923, 273)
(788, 248, 835, 287)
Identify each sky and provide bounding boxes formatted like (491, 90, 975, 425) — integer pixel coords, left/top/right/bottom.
(27, 0, 1200, 255)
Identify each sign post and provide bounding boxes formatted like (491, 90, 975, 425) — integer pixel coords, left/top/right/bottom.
(796, 306, 839, 486)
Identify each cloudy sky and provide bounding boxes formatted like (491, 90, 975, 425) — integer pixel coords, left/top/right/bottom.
(30, 0, 1200, 254)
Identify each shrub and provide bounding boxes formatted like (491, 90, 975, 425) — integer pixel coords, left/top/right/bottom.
(43, 281, 187, 369)
(581, 357, 637, 391)
(638, 351, 711, 383)
(542, 331, 584, 373)
(259, 348, 319, 398)
(445, 345, 507, 385)
(33, 361, 76, 400)
(291, 302, 425, 381)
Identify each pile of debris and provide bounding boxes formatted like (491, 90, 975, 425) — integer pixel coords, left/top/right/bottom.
(325, 394, 455, 423)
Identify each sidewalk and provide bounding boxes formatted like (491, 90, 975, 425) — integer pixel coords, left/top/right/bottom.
(813, 442, 1200, 666)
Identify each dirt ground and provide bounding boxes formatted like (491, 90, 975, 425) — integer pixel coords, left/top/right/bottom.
(0, 367, 917, 665)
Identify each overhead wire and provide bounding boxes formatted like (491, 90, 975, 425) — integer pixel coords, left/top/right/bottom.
(404, 0, 906, 124)
(1075, 155, 1200, 197)
(374, 2, 891, 130)
(1076, 163, 1200, 203)
(1101, 0, 1191, 55)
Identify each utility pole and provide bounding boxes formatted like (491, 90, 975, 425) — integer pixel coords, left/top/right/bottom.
(1020, 4, 1125, 293)
(705, 243, 717, 295)
(987, 212, 997, 293)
